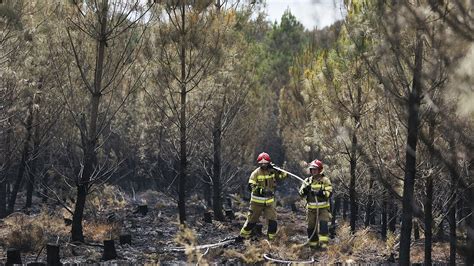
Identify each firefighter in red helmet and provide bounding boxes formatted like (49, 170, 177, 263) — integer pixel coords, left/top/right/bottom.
(299, 159, 333, 249)
(238, 152, 287, 241)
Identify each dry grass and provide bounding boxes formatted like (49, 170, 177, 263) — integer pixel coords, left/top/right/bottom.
(83, 220, 120, 242)
(325, 222, 389, 264)
(88, 184, 128, 213)
(0, 208, 69, 252)
(174, 225, 210, 264)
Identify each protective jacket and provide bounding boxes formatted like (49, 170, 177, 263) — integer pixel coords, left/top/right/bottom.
(299, 173, 333, 248)
(249, 167, 287, 205)
(299, 174, 333, 209)
(240, 166, 287, 240)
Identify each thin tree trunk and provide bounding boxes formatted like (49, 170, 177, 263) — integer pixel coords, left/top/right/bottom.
(349, 133, 357, 233)
(212, 115, 224, 221)
(389, 201, 397, 233)
(425, 173, 433, 265)
(424, 111, 435, 265)
(178, 2, 187, 224)
(382, 194, 387, 240)
(0, 181, 6, 218)
(0, 114, 13, 218)
(343, 195, 348, 220)
(7, 97, 35, 214)
(399, 29, 423, 266)
(365, 178, 374, 227)
(25, 118, 41, 209)
(414, 220, 420, 240)
(466, 187, 474, 265)
(448, 136, 457, 266)
(71, 0, 107, 241)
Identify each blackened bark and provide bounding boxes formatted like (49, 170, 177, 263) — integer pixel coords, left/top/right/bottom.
(7, 97, 34, 214)
(0, 181, 6, 218)
(399, 29, 423, 266)
(425, 173, 433, 265)
(0, 109, 13, 218)
(389, 202, 397, 233)
(25, 126, 41, 209)
(343, 195, 348, 220)
(365, 178, 375, 227)
(382, 195, 388, 239)
(448, 136, 457, 266)
(350, 128, 358, 233)
(178, 2, 187, 224)
(466, 187, 474, 265)
(212, 116, 224, 221)
(414, 220, 420, 240)
(424, 111, 434, 265)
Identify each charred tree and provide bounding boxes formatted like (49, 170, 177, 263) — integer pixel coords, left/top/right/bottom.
(177, 1, 187, 224)
(399, 29, 423, 265)
(7, 93, 35, 214)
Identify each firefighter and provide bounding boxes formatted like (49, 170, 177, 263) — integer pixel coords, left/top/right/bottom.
(237, 152, 287, 241)
(299, 159, 333, 249)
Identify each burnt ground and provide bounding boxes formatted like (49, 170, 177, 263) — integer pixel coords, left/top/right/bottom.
(0, 187, 455, 264)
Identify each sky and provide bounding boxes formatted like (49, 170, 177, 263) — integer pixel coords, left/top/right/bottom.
(264, 0, 346, 30)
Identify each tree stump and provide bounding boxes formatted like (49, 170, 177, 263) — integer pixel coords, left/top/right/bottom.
(119, 234, 132, 245)
(225, 209, 235, 220)
(47, 244, 61, 266)
(252, 224, 263, 236)
(102, 240, 117, 261)
(64, 218, 72, 226)
(6, 248, 22, 265)
(225, 197, 233, 209)
(203, 211, 212, 223)
(137, 205, 148, 216)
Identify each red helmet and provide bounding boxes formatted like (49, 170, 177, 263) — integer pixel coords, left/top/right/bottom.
(257, 152, 271, 164)
(309, 159, 323, 171)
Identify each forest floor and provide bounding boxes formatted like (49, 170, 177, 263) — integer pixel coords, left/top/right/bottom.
(0, 185, 454, 264)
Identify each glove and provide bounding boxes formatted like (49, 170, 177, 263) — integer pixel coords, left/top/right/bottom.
(301, 185, 311, 196)
(316, 189, 326, 198)
(253, 186, 264, 196)
(269, 162, 276, 169)
(262, 188, 274, 197)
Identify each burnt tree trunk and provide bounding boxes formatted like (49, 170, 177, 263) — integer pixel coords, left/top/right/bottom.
(46, 244, 61, 266)
(177, 2, 187, 224)
(0, 118, 13, 218)
(8, 95, 35, 214)
(365, 178, 375, 227)
(424, 111, 435, 265)
(382, 195, 388, 240)
(414, 219, 420, 240)
(0, 181, 6, 218)
(424, 172, 433, 265)
(71, 0, 107, 241)
(212, 113, 224, 221)
(25, 120, 41, 209)
(466, 187, 474, 265)
(349, 122, 359, 233)
(448, 135, 457, 266)
(399, 29, 423, 266)
(343, 195, 348, 220)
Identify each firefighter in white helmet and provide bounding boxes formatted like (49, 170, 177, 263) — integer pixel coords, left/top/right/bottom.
(299, 159, 333, 249)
